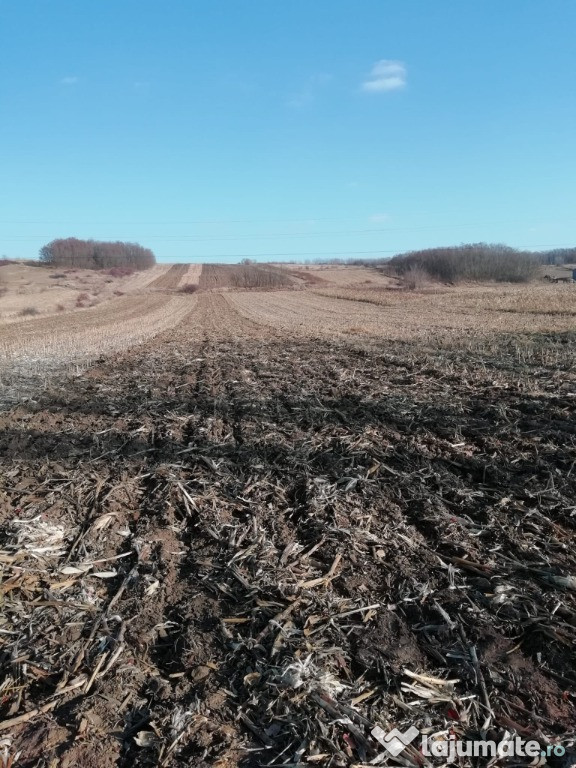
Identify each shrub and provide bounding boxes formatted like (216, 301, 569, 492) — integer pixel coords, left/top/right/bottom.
(199, 264, 295, 290)
(402, 265, 431, 290)
(106, 267, 135, 278)
(20, 306, 39, 316)
(49, 273, 67, 279)
(230, 265, 293, 289)
(179, 283, 199, 293)
(0, 258, 17, 267)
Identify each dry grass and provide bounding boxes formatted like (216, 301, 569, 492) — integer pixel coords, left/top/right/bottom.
(227, 282, 576, 343)
(281, 268, 330, 285)
(0, 263, 177, 324)
(277, 264, 398, 288)
(0, 295, 197, 402)
(314, 281, 576, 315)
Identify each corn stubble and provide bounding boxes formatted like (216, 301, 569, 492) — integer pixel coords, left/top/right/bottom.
(0, 285, 575, 767)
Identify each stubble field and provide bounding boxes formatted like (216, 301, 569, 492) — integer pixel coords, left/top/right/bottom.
(0, 266, 575, 767)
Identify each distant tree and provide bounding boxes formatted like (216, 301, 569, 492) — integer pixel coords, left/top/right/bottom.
(388, 243, 538, 283)
(39, 238, 155, 270)
(538, 248, 576, 266)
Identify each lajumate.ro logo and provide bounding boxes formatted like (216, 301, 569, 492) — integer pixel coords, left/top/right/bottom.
(371, 725, 566, 760)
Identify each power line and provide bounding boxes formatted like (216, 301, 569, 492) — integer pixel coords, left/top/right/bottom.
(0, 218, 561, 231)
(0, 217, 503, 225)
(150, 244, 576, 259)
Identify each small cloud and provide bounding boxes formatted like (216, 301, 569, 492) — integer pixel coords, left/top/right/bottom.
(287, 89, 314, 109)
(287, 72, 332, 108)
(369, 213, 390, 224)
(362, 60, 406, 92)
(60, 76, 79, 85)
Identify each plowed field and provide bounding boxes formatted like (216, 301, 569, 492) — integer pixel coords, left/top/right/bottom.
(0, 284, 575, 768)
(146, 264, 192, 290)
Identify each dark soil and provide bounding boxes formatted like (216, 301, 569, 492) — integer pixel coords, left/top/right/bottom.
(0, 296, 575, 767)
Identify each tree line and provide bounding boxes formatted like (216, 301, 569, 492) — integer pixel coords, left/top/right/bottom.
(538, 248, 576, 266)
(305, 242, 575, 282)
(386, 243, 539, 283)
(39, 238, 155, 271)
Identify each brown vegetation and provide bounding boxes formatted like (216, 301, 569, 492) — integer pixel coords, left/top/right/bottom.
(0, 263, 181, 324)
(0, 291, 574, 767)
(227, 282, 576, 343)
(106, 266, 135, 278)
(284, 267, 329, 285)
(39, 237, 155, 271)
(540, 247, 576, 265)
(1, 268, 576, 766)
(199, 264, 294, 290)
(389, 242, 539, 283)
(278, 264, 398, 288)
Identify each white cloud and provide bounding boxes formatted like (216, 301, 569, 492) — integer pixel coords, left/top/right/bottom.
(60, 76, 79, 85)
(362, 60, 406, 92)
(287, 89, 314, 109)
(287, 72, 332, 108)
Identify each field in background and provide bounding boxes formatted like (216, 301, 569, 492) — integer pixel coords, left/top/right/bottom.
(227, 282, 576, 342)
(4, 264, 576, 400)
(0, 262, 176, 323)
(0, 262, 575, 767)
(0, 262, 207, 326)
(0, 294, 197, 399)
(199, 263, 295, 290)
(276, 262, 400, 288)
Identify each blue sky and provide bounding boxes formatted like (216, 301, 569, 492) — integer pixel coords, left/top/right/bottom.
(1, 1, 575, 263)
